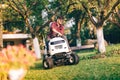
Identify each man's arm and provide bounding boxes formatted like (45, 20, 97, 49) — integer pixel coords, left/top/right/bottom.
(52, 28, 63, 36)
(51, 22, 63, 36)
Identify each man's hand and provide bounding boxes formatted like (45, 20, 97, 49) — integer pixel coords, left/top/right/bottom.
(58, 32, 63, 36)
(53, 28, 63, 36)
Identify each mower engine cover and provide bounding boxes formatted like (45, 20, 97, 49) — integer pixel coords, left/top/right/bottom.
(48, 37, 69, 55)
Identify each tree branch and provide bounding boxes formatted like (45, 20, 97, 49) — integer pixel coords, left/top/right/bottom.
(17, 0, 28, 14)
(97, 0, 101, 7)
(108, 19, 120, 27)
(115, 8, 120, 18)
(7, 0, 34, 33)
(81, 3, 97, 26)
(7, 0, 24, 18)
(104, 0, 120, 21)
(66, 2, 77, 14)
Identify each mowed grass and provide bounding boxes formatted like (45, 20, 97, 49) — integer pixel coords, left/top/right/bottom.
(25, 44, 120, 80)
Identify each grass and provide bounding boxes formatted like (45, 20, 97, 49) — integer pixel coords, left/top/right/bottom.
(25, 44, 120, 80)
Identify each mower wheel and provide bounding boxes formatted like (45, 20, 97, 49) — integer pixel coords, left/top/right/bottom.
(68, 53, 79, 65)
(43, 57, 54, 69)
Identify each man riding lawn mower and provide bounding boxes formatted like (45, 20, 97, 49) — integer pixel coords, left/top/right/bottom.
(42, 16, 79, 69)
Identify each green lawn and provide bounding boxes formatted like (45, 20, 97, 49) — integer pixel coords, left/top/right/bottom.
(25, 44, 120, 80)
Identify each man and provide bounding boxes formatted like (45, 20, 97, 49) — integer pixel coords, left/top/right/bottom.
(49, 16, 64, 38)
(46, 16, 64, 51)
(47, 15, 71, 51)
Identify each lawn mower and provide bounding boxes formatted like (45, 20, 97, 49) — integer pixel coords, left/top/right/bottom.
(43, 36, 79, 69)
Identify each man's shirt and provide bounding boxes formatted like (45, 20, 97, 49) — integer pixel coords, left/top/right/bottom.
(49, 22, 64, 38)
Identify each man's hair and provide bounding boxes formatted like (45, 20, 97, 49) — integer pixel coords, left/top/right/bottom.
(56, 15, 64, 20)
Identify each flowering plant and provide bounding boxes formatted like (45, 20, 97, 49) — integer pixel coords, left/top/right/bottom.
(0, 53, 9, 80)
(0, 45, 36, 80)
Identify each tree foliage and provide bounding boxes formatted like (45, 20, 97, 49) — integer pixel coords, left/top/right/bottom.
(81, 0, 120, 27)
(1, 0, 120, 48)
(2, 0, 49, 35)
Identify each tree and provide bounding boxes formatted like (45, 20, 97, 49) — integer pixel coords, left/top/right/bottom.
(80, 0, 120, 53)
(0, 4, 3, 50)
(3, 0, 50, 59)
(67, 2, 88, 46)
(0, 2, 8, 50)
(5, 0, 51, 33)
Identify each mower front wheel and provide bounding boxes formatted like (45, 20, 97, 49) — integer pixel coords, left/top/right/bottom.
(43, 57, 54, 69)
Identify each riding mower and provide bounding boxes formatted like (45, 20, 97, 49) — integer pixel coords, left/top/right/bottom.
(43, 36, 79, 69)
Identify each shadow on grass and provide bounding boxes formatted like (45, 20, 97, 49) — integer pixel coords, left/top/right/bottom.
(30, 47, 120, 70)
(30, 59, 81, 70)
(30, 60, 43, 70)
(30, 52, 96, 70)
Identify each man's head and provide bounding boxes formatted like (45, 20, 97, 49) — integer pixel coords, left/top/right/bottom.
(56, 15, 64, 25)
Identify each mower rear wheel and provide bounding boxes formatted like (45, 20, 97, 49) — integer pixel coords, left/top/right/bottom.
(68, 53, 79, 65)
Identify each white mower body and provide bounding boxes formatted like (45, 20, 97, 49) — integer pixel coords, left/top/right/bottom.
(48, 37, 69, 55)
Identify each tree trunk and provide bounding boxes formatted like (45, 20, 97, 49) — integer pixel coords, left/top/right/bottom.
(76, 21, 82, 47)
(25, 17, 42, 59)
(96, 27, 106, 53)
(33, 37, 41, 59)
(0, 10, 3, 51)
(25, 17, 34, 33)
